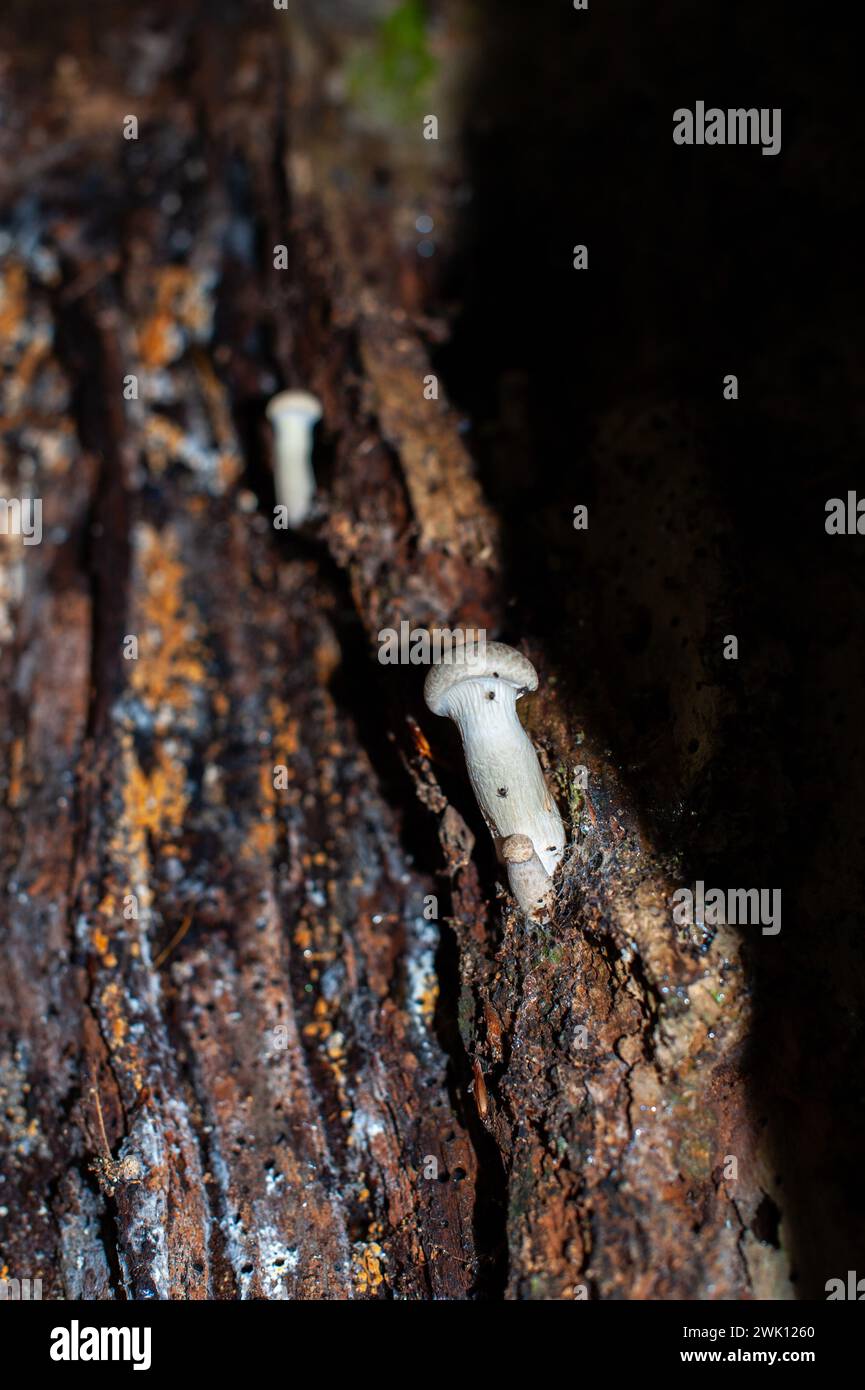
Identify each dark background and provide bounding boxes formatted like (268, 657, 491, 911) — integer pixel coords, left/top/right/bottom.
(435, 0, 865, 1293)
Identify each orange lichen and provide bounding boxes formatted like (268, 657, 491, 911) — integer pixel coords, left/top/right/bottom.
(417, 972, 439, 1023)
(192, 351, 242, 485)
(98, 982, 141, 1089)
(0, 263, 27, 342)
(277, 717, 300, 761)
(242, 817, 277, 862)
(14, 337, 52, 395)
(143, 414, 187, 473)
(240, 756, 280, 863)
(136, 266, 205, 368)
(353, 1238, 387, 1295)
(123, 745, 189, 841)
(6, 736, 24, 807)
(313, 630, 341, 686)
(410, 724, 432, 761)
(138, 313, 183, 370)
(303, 997, 332, 1042)
(129, 523, 207, 722)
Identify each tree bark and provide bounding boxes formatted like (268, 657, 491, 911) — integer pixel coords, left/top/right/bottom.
(1, 0, 860, 1301)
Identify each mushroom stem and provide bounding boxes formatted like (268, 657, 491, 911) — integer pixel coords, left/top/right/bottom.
(266, 390, 323, 526)
(423, 641, 565, 878)
(502, 833, 554, 920)
(275, 414, 315, 522)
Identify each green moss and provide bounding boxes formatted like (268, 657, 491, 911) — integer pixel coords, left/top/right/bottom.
(457, 982, 474, 1047)
(553, 762, 585, 828)
(346, 1, 438, 126)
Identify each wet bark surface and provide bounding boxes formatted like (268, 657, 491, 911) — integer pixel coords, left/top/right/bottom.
(1, 0, 862, 1300)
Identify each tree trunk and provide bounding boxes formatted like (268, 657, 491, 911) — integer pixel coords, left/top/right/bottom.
(1, 0, 861, 1301)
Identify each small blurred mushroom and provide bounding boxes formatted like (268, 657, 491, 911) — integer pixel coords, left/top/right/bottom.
(266, 389, 323, 526)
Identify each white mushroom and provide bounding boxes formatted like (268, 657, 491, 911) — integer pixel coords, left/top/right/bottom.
(266, 389, 323, 526)
(423, 641, 565, 896)
(501, 833, 555, 920)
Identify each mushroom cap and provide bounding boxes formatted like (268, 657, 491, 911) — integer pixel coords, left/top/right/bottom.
(423, 640, 538, 716)
(501, 833, 535, 865)
(266, 389, 323, 424)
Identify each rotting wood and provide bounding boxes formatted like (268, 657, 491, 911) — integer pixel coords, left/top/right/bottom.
(1, 3, 479, 1301)
(0, 0, 811, 1303)
(281, 5, 790, 1300)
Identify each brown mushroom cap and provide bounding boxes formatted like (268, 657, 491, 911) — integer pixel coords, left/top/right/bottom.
(423, 641, 538, 716)
(501, 833, 535, 864)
